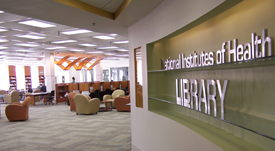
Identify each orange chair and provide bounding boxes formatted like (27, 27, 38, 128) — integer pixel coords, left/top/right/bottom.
(114, 95, 130, 112)
(68, 92, 77, 111)
(5, 97, 31, 122)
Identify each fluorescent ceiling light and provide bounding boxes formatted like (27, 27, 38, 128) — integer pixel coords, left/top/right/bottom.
(51, 40, 77, 44)
(105, 53, 116, 56)
(15, 49, 35, 52)
(97, 46, 118, 49)
(0, 46, 8, 49)
(86, 51, 104, 54)
(61, 29, 92, 35)
(0, 39, 8, 42)
(70, 49, 85, 52)
(112, 40, 129, 44)
(117, 49, 129, 52)
(93, 35, 115, 40)
(110, 33, 118, 36)
(0, 28, 7, 32)
(0, 10, 4, 13)
(45, 46, 66, 50)
(15, 34, 46, 39)
(116, 54, 129, 57)
(15, 43, 39, 47)
(79, 43, 97, 47)
(18, 20, 56, 28)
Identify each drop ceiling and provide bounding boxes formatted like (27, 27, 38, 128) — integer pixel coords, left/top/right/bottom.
(0, 0, 164, 65)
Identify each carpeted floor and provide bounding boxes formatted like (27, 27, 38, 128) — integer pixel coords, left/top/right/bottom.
(0, 101, 131, 151)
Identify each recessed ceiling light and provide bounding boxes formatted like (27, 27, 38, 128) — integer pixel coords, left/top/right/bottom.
(45, 46, 67, 50)
(15, 43, 40, 47)
(0, 39, 9, 42)
(61, 29, 92, 35)
(0, 28, 7, 32)
(51, 40, 77, 44)
(0, 10, 4, 13)
(110, 33, 118, 36)
(86, 51, 104, 54)
(18, 20, 56, 28)
(93, 35, 115, 40)
(112, 40, 129, 44)
(79, 43, 97, 47)
(97, 46, 118, 49)
(117, 49, 129, 52)
(15, 49, 36, 52)
(105, 53, 116, 56)
(15, 34, 46, 39)
(70, 49, 85, 52)
(0, 46, 8, 49)
(116, 54, 129, 57)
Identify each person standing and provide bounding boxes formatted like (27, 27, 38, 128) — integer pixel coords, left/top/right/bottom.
(72, 77, 75, 83)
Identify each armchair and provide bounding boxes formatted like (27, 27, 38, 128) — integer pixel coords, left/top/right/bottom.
(68, 92, 77, 111)
(3, 90, 20, 104)
(114, 95, 130, 112)
(103, 89, 125, 108)
(5, 97, 31, 122)
(0, 90, 6, 102)
(74, 94, 100, 115)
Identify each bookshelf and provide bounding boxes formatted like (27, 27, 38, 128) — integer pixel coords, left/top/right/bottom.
(38, 66, 45, 86)
(55, 83, 68, 103)
(24, 66, 32, 91)
(8, 65, 17, 90)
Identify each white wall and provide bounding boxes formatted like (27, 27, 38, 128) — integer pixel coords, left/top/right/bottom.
(0, 65, 10, 90)
(128, 0, 225, 150)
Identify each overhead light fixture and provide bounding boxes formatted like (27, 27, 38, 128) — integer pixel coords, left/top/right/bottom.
(97, 46, 118, 49)
(15, 49, 36, 52)
(112, 40, 129, 44)
(93, 35, 115, 40)
(105, 53, 116, 56)
(117, 49, 129, 52)
(61, 29, 92, 35)
(116, 54, 129, 57)
(51, 40, 77, 44)
(18, 20, 56, 28)
(79, 43, 97, 47)
(15, 34, 46, 39)
(0, 39, 9, 42)
(110, 33, 118, 36)
(86, 51, 104, 54)
(15, 43, 40, 47)
(0, 10, 4, 13)
(0, 28, 8, 32)
(70, 49, 85, 52)
(45, 46, 67, 50)
(0, 46, 8, 49)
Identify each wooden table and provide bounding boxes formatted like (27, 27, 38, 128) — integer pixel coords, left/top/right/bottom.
(99, 101, 112, 111)
(24, 92, 50, 106)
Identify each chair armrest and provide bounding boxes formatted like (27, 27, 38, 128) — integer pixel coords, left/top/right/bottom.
(103, 95, 112, 101)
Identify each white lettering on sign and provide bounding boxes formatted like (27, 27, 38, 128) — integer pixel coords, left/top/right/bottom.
(163, 29, 273, 70)
(176, 79, 228, 119)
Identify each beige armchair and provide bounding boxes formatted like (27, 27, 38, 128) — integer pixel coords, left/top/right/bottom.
(3, 90, 20, 104)
(103, 89, 125, 108)
(74, 94, 100, 115)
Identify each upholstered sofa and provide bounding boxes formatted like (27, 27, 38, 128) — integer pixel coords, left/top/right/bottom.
(5, 97, 31, 122)
(3, 90, 20, 104)
(114, 95, 130, 112)
(74, 94, 100, 115)
(103, 89, 125, 108)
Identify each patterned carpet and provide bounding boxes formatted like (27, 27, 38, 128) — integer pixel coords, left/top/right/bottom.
(0, 101, 131, 151)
